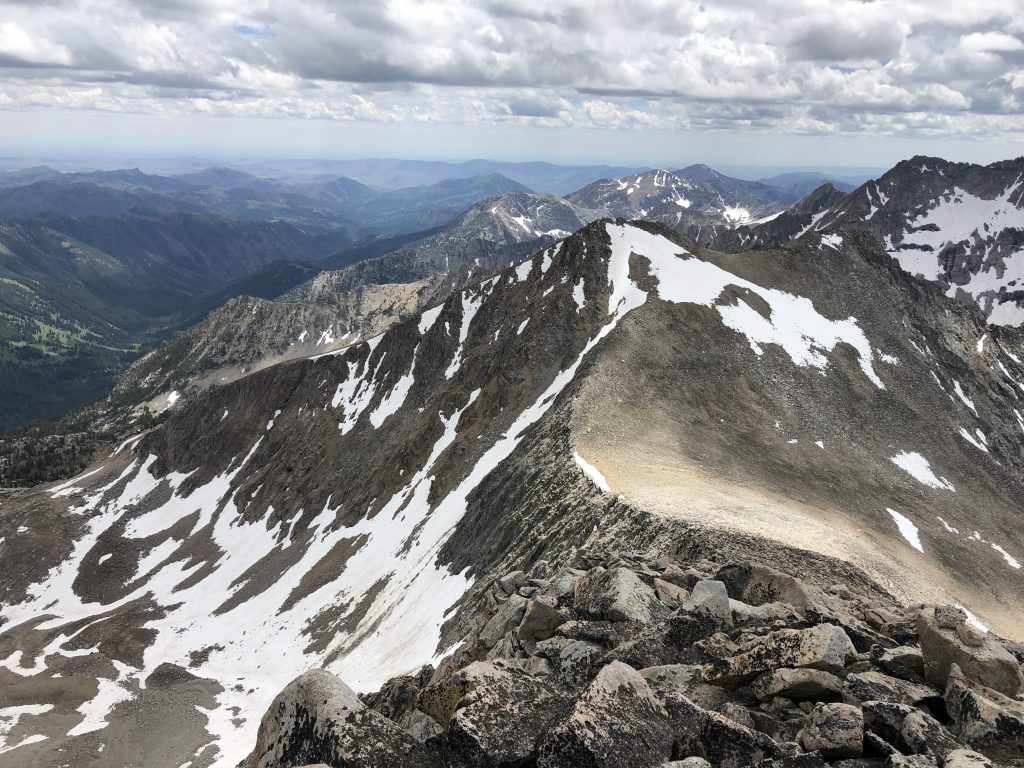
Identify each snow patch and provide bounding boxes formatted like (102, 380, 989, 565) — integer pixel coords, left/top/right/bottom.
(952, 381, 978, 416)
(889, 451, 955, 491)
(820, 233, 843, 250)
(604, 224, 885, 388)
(886, 508, 924, 553)
(573, 451, 610, 492)
(956, 605, 989, 633)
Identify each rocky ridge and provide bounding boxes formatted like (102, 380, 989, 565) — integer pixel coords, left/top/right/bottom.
(245, 551, 1024, 768)
(108, 190, 605, 413)
(715, 157, 1024, 326)
(2, 218, 1022, 767)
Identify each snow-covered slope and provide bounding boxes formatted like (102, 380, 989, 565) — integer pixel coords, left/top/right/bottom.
(1, 220, 1022, 767)
(785, 157, 1024, 325)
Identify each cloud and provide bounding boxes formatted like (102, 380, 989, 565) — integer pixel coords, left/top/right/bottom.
(0, 0, 1020, 144)
(0, 21, 72, 65)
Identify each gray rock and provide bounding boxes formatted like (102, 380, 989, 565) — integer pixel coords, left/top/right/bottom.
(538, 660, 673, 767)
(517, 599, 568, 648)
(654, 577, 689, 605)
(843, 671, 941, 707)
(798, 702, 864, 758)
(479, 594, 528, 650)
(418, 661, 510, 724)
(664, 759, 712, 767)
(681, 580, 734, 627)
(716, 562, 814, 610)
(241, 669, 431, 768)
(874, 646, 925, 682)
(899, 710, 965, 761)
(884, 757, 937, 767)
(447, 666, 572, 767)
(573, 566, 670, 623)
(944, 663, 1024, 761)
(703, 623, 857, 686)
(917, 605, 1023, 696)
(752, 668, 844, 702)
(941, 749, 994, 768)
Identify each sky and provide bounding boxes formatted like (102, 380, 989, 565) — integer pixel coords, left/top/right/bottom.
(0, 0, 1022, 169)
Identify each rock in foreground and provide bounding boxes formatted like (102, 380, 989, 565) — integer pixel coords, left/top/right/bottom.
(243, 553, 1024, 768)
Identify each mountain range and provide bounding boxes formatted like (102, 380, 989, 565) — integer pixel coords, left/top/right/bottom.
(0, 151, 1022, 766)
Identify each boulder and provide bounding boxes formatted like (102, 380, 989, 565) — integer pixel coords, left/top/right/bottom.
(418, 661, 510, 724)
(941, 749, 994, 767)
(574, 567, 670, 624)
(873, 646, 925, 683)
(843, 671, 942, 708)
(446, 667, 573, 767)
(899, 710, 964, 761)
(798, 702, 864, 758)
(883, 757, 937, 767)
(665, 693, 782, 768)
(916, 605, 1022, 696)
(664, 759, 712, 768)
(944, 663, 1024, 761)
(681, 581, 734, 627)
(640, 664, 733, 712)
(702, 624, 857, 686)
(241, 669, 432, 768)
(517, 599, 568, 648)
(751, 668, 844, 702)
(716, 562, 814, 610)
(538, 660, 673, 767)
(655, 577, 689, 605)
